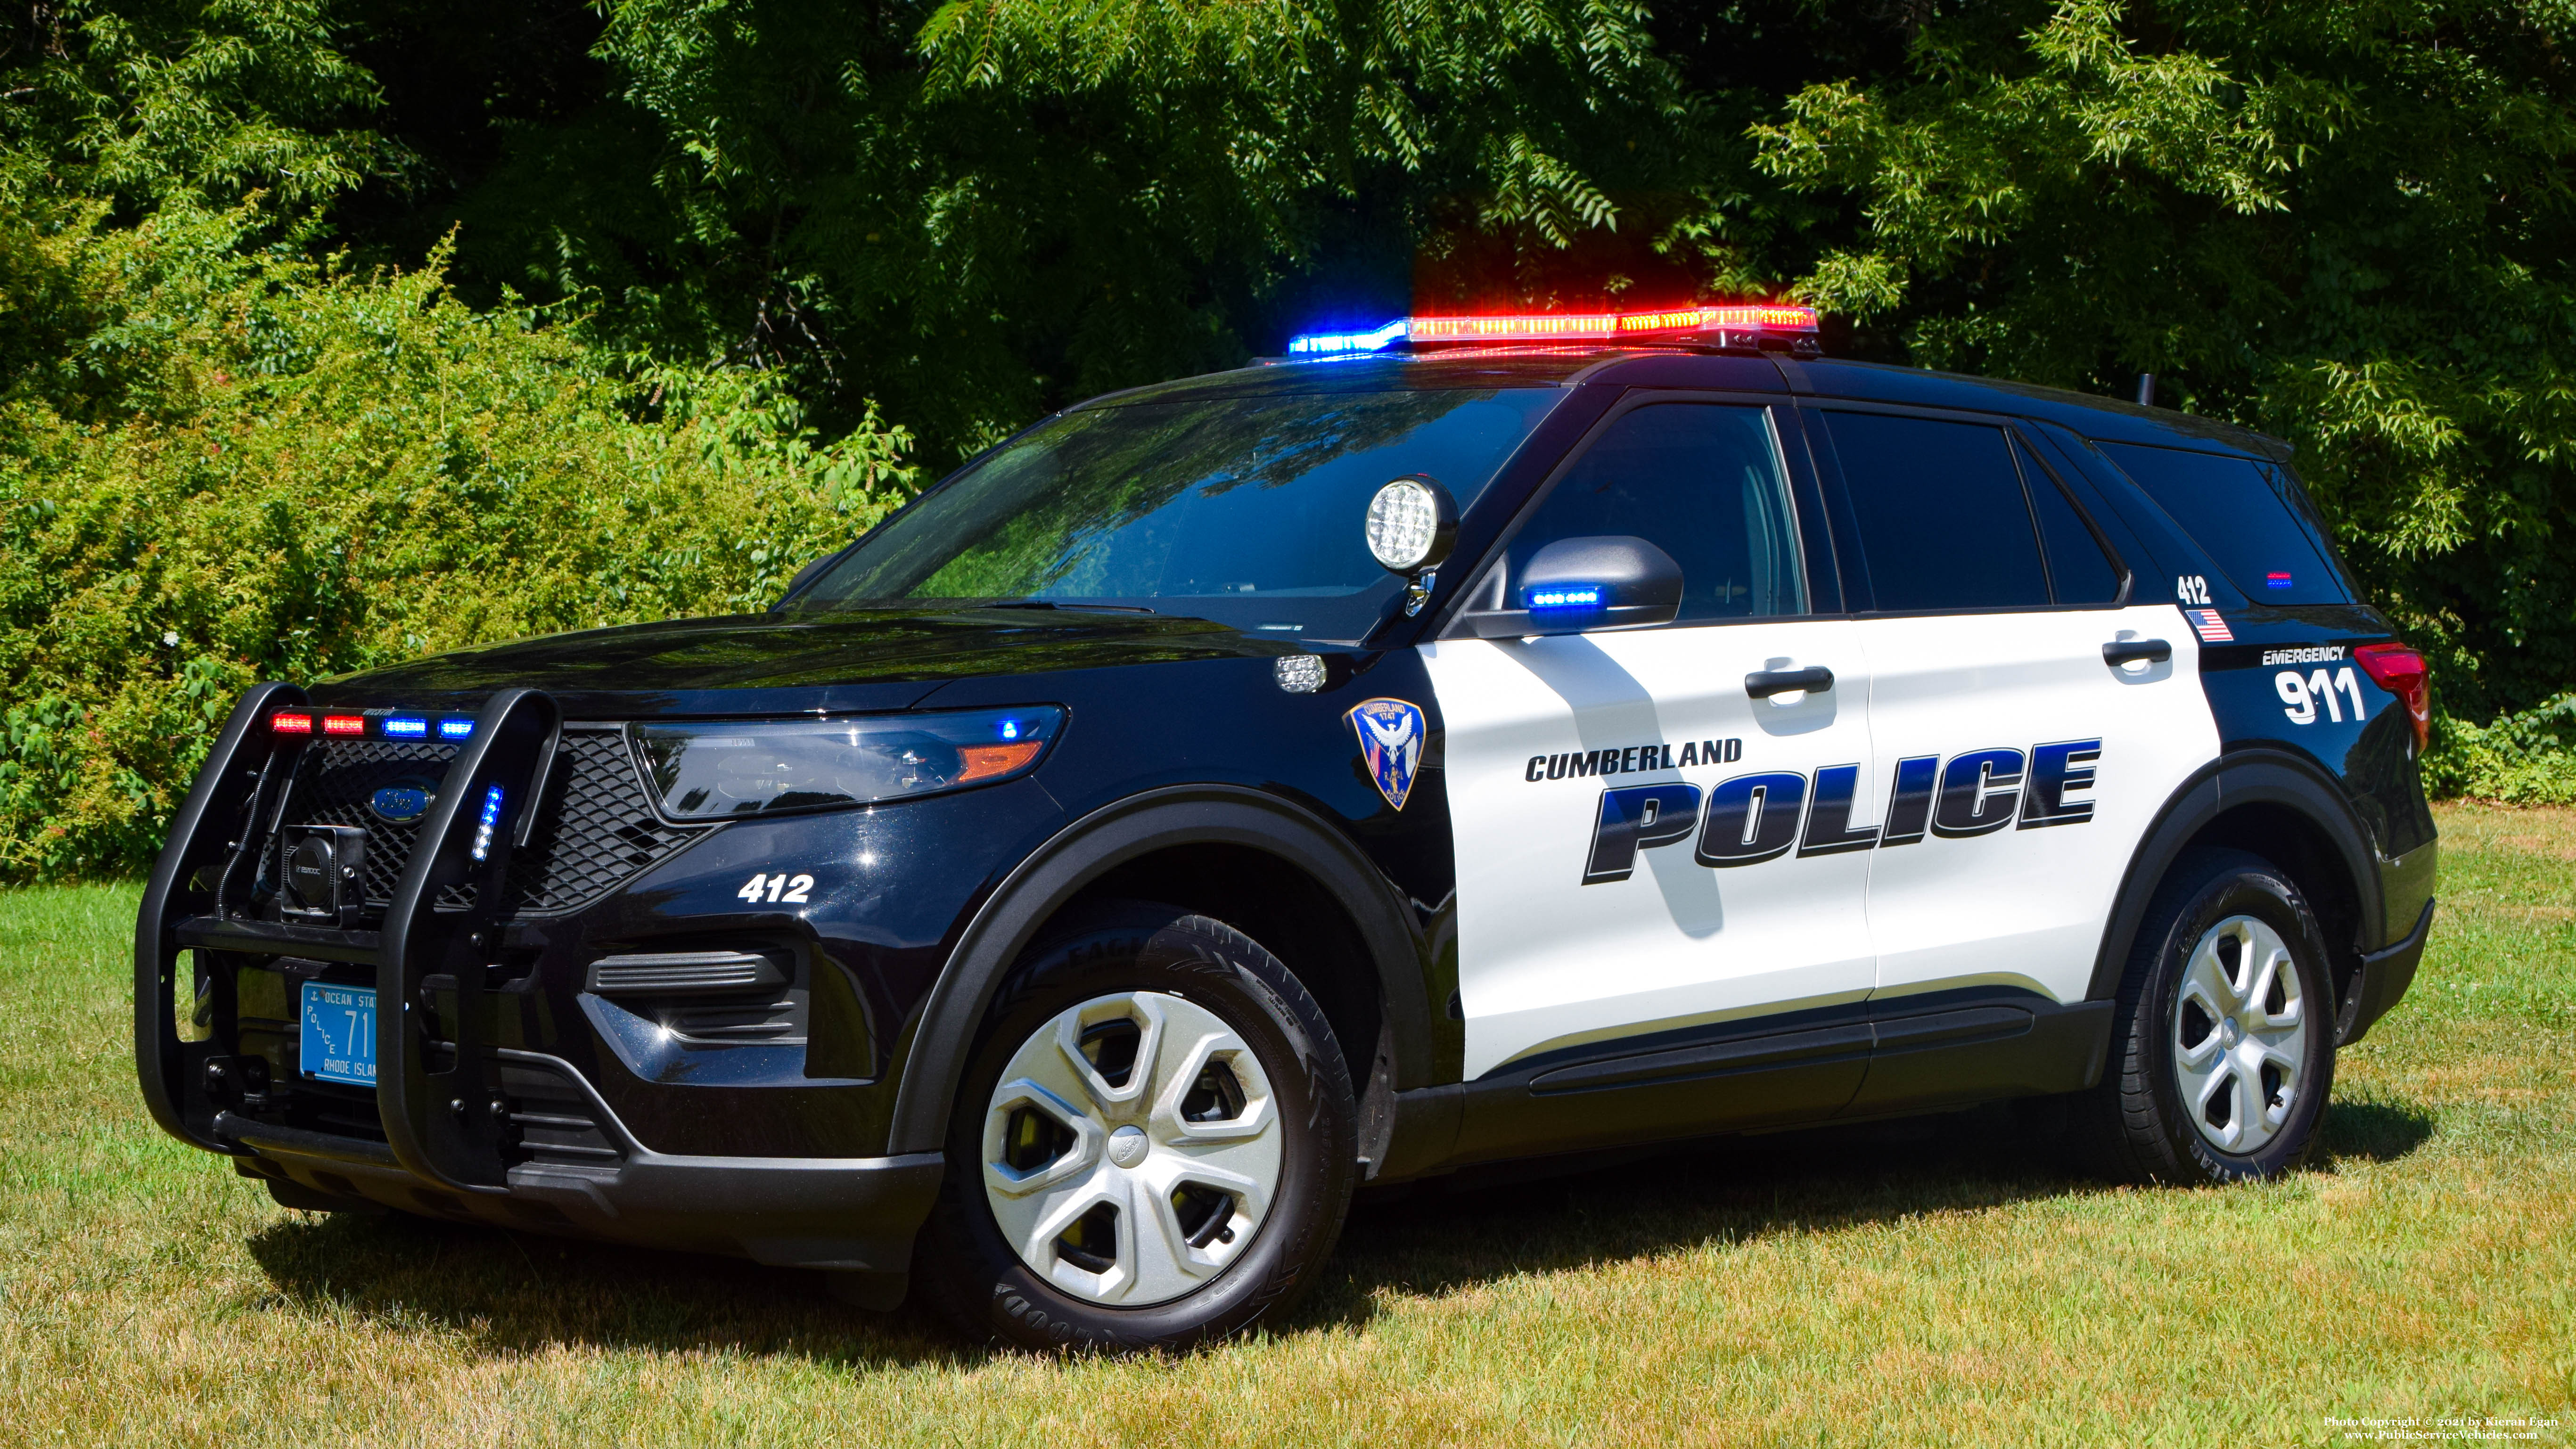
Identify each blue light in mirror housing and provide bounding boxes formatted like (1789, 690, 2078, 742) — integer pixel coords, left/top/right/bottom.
(438, 719, 475, 739)
(1527, 585, 1605, 609)
(1285, 319, 1406, 356)
(999, 719, 1022, 741)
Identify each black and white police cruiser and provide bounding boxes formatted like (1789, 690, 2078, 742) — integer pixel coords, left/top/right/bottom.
(138, 303, 2439, 1350)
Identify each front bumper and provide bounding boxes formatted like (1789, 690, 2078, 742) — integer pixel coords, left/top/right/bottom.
(136, 684, 947, 1299)
(220, 1049, 943, 1277)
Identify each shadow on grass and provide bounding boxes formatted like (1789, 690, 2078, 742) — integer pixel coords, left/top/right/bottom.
(1295, 1102, 2090, 1333)
(238, 1088, 2437, 1359)
(2319, 1095, 2438, 1165)
(243, 1212, 988, 1370)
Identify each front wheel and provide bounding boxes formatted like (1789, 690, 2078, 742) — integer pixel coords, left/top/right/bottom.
(915, 902, 1357, 1351)
(2076, 848, 2338, 1185)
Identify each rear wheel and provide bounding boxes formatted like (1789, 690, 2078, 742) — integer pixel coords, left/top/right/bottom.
(2076, 848, 2337, 1185)
(916, 902, 1357, 1351)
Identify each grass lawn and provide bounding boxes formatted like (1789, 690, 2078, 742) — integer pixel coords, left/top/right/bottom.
(3, 802, 2570, 1447)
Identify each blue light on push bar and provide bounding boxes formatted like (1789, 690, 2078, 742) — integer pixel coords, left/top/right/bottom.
(1528, 586, 1604, 609)
(382, 717, 428, 738)
(438, 719, 474, 739)
(1286, 319, 1407, 356)
(471, 784, 503, 861)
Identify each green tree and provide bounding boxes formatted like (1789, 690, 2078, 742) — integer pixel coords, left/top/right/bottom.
(1729, 0, 2576, 778)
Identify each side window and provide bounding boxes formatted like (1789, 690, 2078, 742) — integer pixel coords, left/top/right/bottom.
(2017, 437, 2125, 605)
(1501, 403, 1808, 622)
(2096, 442, 2354, 605)
(1823, 412, 2051, 612)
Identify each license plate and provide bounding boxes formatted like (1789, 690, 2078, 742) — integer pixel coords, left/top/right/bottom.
(299, 981, 377, 1087)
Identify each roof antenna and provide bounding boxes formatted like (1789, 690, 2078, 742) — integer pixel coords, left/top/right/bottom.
(2134, 373, 2157, 407)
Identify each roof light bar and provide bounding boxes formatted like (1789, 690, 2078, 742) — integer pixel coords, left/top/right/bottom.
(270, 711, 314, 735)
(1285, 303, 1820, 358)
(321, 714, 367, 737)
(1286, 319, 1408, 356)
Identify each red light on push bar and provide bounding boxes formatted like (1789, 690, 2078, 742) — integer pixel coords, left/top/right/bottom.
(321, 714, 367, 737)
(2354, 641, 2430, 751)
(269, 712, 314, 735)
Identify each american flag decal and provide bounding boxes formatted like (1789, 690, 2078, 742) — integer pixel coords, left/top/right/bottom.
(2187, 608, 2233, 643)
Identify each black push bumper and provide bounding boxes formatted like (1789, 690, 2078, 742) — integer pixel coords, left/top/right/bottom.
(219, 1049, 942, 1299)
(2342, 897, 2435, 1046)
(135, 684, 943, 1304)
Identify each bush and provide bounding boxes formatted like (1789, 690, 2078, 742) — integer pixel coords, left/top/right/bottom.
(0, 205, 915, 880)
(2426, 696, 2576, 808)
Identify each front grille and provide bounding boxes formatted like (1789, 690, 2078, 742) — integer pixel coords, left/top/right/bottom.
(274, 725, 706, 918)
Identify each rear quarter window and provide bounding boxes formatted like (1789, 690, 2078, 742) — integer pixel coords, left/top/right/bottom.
(2095, 442, 2354, 606)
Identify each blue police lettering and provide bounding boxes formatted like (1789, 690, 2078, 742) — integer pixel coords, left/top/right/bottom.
(1576, 739, 2102, 883)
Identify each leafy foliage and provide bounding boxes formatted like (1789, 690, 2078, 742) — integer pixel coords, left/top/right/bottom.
(0, 206, 912, 877)
(3, 0, 2573, 879)
(1729, 0, 2576, 786)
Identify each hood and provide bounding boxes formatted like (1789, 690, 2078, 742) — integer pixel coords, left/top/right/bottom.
(313, 606, 1302, 719)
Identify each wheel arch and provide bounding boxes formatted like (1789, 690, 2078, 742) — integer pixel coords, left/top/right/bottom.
(886, 785, 1435, 1157)
(2088, 749, 2384, 1031)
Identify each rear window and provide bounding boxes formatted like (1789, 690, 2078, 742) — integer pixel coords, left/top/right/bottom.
(2096, 442, 2353, 606)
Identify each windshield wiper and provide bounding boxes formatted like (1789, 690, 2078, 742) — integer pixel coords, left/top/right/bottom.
(984, 599, 1157, 614)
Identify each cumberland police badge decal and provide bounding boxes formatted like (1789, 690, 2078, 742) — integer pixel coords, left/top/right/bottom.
(1347, 697, 1426, 810)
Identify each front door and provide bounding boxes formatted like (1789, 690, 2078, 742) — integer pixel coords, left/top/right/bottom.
(1427, 399, 1879, 1082)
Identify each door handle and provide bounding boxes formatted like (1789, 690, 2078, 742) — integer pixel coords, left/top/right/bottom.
(1745, 666, 1835, 699)
(2102, 639, 2172, 668)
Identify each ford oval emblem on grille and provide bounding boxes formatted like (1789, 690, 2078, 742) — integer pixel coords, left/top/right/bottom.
(369, 784, 433, 824)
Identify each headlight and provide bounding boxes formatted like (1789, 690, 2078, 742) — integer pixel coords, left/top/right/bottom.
(632, 707, 1064, 820)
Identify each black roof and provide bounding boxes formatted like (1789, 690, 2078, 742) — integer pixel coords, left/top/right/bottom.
(1087, 347, 2289, 462)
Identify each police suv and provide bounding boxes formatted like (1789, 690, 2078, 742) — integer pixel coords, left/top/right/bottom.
(138, 303, 2437, 1351)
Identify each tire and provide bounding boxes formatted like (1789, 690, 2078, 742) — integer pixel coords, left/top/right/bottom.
(2075, 848, 2338, 1185)
(915, 901, 1358, 1351)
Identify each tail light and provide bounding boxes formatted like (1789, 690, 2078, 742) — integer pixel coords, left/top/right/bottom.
(2354, 641, 2429, 750)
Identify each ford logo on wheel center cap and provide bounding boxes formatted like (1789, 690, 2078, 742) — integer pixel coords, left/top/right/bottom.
(369, 784, 434, 825)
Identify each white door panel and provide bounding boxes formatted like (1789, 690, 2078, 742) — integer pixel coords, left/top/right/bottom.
(1426, 619, 1875, 1078)
(1857, 603, 2215, 1004)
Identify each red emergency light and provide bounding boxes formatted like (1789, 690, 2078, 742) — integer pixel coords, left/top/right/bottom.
(1405, 303, 1820, 345)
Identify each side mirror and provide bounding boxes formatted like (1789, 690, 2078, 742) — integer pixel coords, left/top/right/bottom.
(771, 553, 839, 612)
(1463, 535, 1683, 639)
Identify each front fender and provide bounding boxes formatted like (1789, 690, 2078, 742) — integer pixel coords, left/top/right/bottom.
(884, 784, 1435, 1156)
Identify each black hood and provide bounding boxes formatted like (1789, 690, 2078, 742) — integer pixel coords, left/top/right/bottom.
(313, 606, 1304, 719)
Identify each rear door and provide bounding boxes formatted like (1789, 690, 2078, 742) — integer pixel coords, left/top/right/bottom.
(1427, 396, 1877, 1084)
(1805, 406, 2221, 1010)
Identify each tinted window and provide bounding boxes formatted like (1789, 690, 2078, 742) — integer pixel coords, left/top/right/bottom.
(1825, 412, 2050, 611)
(797, 388, 1566, 640)
(2096, 442, 2353, 606)
(1503, 404, 1806, 622)
(2018, 439, 2124, 604)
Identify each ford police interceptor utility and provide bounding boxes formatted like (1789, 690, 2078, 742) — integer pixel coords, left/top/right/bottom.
(137, 302, 2437, 1351)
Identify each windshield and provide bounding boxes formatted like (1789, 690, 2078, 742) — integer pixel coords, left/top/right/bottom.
(793, 387, 1566, 640)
